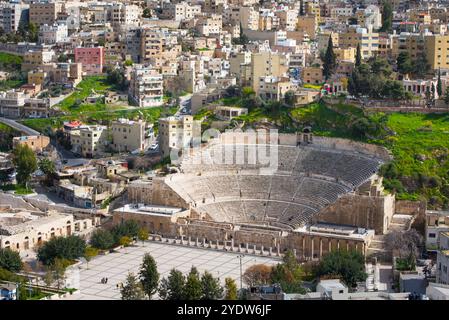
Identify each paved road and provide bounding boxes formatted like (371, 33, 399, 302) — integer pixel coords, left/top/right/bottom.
(0, 117, 40, 135)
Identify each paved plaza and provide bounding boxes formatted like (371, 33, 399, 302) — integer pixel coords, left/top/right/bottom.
(64, 241, 281, 300)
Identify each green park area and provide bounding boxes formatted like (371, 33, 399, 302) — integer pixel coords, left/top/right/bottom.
(0, 52, 26, 90)
(20, 76, 177, 133)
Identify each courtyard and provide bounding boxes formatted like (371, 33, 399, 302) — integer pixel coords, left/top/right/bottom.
(63, 241, 281, 300)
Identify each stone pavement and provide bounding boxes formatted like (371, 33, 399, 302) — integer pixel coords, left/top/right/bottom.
(64, 241, 280, 300)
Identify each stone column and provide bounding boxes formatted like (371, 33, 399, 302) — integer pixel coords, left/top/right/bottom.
(260, 245, 264, 255)
(337, 240, 340, 250)
(293, 248, 297, 258)
(202, 238, 206, 247)
(180, 235, 184, 245)
(302, 237, 306, 260)
(195, 238, 199, 247)
(319, 238, 323, 258)
(277, 244, 281, 256)
(246, 243, 249, 253)
(269, 247, 272, 256)
(188, 236, 191, 246)
(346, 242, 349, 251)
(253, 244, 257, 254)
(216, 239, 219, 249)
(329, 239, 332, 253)
(311, 238, 314, 260)
(231, 239, 235, 252)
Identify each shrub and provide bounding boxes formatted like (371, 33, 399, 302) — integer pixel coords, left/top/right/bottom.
(90, 229, 115, 250)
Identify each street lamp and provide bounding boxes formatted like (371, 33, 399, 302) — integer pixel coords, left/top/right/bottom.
(237, 254, 245, 290)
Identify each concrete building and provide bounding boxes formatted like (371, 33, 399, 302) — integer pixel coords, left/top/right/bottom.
(301, 66, 323, 85)
(0, 90, 27, 118)
(258, 76, 292, 101)
(339, 26, 379, 59)
(128, 65, 164, 107)
(158, 115, 202, 158)
(316, 279, 348, 298)
(109, 4, 142, 30)
(39, 23, 68, 44)
(22, 49, 55, 72)
(12, 135, 50, 153)
(70, 125, 108, 158)
(75, 47, 105, 76)
(110, 118, 151, 153)
(0, 208, 92, 253)
(29, 1, 63, 26)
(250, 51, 289, 94)
(170, 2, 201, 21)
(1, 3, 29, 33)
(113, 204, 191, 236)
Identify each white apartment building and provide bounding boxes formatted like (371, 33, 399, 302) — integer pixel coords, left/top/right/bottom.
(158, 115, 202, 158)
(0, 90, 27, 118)
(111, 118, 151, 153)
(70, 125, 108, 158)
(129, 65, 164, 107)
(109, 4, 142, 29)
(437, 233, 449, 285)
(39, 23, 68, 44)
(171, 2, 201, 21)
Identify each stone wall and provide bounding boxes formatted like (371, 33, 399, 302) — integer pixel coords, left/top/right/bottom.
(313, 193, 396, 235)
(395, 200, 427, 216)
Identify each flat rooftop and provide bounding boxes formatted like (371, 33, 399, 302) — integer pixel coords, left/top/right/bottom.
(114, 204, 185, 216)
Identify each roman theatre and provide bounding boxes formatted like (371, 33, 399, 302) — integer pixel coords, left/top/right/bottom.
(116, 131, 402, 261)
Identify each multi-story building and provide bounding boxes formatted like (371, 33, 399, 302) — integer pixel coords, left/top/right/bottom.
(169, 1, 201, 21)
(276, 9, 298, 31)
(70, 125, 108, 158)
(2, 3, 29, 33)
(22, 49, 55, 72)
(38, 23, 68, 44)
(109, 4, 142, 30)
(250, 51, 289, 94)
(301, 66, 323, 85)
(158, 115, 202, 158)
(110, 118, 151, 153)
(0, 208, 93, 253)
(0, 90, 27, 118)
(239, 6, 259, 30)
(128, 65, 164, 107)
(436, 232, 449, 285)
(23, 98, 51, 118)
(52, 62, 83, 87)
(29, 1, 63, 26)
(74, 47, 105, 76)
(296, 15, 318, 40)
(339, 26, 379, 59)
(258, 76, 292, 101)
(425, 34, 449, 71)
(12, 135, 50, 153)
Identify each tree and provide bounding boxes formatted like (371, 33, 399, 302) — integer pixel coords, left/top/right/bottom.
(316, 250, 367, 288)
(444, 89, 449, 105)
(119, 236, 132, 253)
(224, 277, 238, 300)
(284, 90, 296, 107)
(242, 264, 272, 287)
(137, 228, 149, 246)
(12, 144, 37, 188)
(396, 52, 413, 75)
(158, 269, 185, 300)
(58, 54, 68, 62)
(28, 23, 38, 43)
(139, 253, 159, 299)
(37, 235, 86, 265)
(323, 36, 337, 80)
(380, 0, 393, 33)
(0, 248, 23, 272)
(111, 220, 140, 243)
(270, 250, 305, 293)
(142, 8, 152, 18)
(355, 43, 362, 67)
(201, 271, 223, 300)
(90, 229, 115, 250)
(51, 258, 67, 291)
(121, 272, 146, 300)
(414, 52, 430, 78)
(437, 68, 443, 97)
(84, 246, 98, 269)
(38, 158, 56, 185)
(385, 229, 423, 260)
(183, 267, 202, 300)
